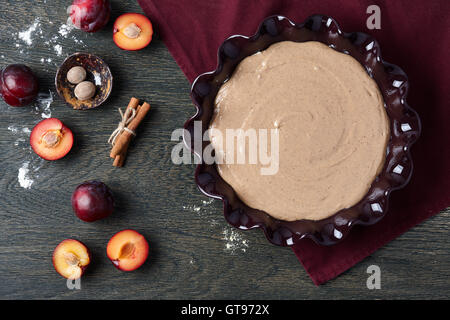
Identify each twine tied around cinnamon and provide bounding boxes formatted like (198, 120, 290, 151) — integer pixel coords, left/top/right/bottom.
(109, 98, 151, 167)
(108, 107, 137, 146)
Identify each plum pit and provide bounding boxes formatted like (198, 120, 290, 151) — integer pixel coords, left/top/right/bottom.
(123, 23, 141, 39)
(41, 130, 62, 148)
(64, 252, 81, 266)
(118, 242, 135, 259)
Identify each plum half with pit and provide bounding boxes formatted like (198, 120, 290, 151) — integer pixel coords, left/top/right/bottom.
(53, 239, 91, 280)
(113, 13, 153, 51)
(0, 64, 39, 107)
(30, 118, 74, 160)
(70, 0, 111, 33)
(72, 181, 114, 222)
(107, 229, 149, 271)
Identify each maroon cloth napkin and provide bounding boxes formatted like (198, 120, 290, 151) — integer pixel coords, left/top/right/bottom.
(138, 0, 450, 285)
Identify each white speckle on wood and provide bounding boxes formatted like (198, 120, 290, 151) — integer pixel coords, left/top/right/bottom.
(18, 162, 34, 189)
(54, 44, 62, 56)
(58, 23, 75, 37)
(222, 227, 249, 254)
(182, 198, 219, 227)
(13, 15, 85, 63)
(34, 91, 53, 118)
(18, 18, 40, 46)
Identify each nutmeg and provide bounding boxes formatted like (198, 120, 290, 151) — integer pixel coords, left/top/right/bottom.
(67, 66, 87, 84)
(74, 81, 96, 100)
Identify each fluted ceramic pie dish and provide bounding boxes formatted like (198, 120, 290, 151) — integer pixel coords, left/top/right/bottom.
(184, 14, 421, 246)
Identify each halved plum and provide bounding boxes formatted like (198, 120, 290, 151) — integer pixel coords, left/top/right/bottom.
(30, 118, 73, 160)
(107, 229, 149, 271)
(113, 13, 153, 51)
(53, 239, 91, 280)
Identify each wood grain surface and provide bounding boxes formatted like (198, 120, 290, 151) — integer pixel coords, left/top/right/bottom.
(0, 0, 448, 299)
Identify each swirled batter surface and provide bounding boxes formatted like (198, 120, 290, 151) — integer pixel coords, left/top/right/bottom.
(210, 41, 389, 221)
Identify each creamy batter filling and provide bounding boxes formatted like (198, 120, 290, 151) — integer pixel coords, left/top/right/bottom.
(209, 41, 390, 221)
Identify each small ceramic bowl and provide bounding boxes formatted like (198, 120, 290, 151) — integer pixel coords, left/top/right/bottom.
(55, 53, 113, 110)
(184, 15, 421, 247)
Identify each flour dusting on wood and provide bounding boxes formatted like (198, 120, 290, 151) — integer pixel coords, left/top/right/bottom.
(58, 22, 75, 37)
(5, 15, 87, 190)
(13, 16, 86, 65)
(6, 16, 78, 190)
(182, 199, 250, 253)
(33, 91, 53, 118)
(182, 198, 219, 227)
(18, 162, 35, 189)
(7, 91, 54, 189)
(17, 18, 41, 46)
(222, 227, 249, 254)
(8, 124, 45, 190)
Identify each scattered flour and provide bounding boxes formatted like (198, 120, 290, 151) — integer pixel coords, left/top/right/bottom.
(58, 23, 75, 37)
(222, 227, 249, 254)
(54, 44, 62, 56)
(33, 91, 53, 118)
(72, 36, 84, 45)
(14, 138, 26, 146)
(182, 198, 214, 213)
(7, 125, 20, 134)
(7, 91, 54, 189)
(202, 199, 214, 205)
(18, 18, 41, 46)
(13, 15, 86, 65)
(8, 123, 44, 190)
(182, 198, 250, 254)
(6, 15, 84, 190)
(8, 125, 31, 151)
(7, 125, 31, 135)
(182, 198, 219, 226)
(18, 162, 34, 189)
(18, 157, 44, 190)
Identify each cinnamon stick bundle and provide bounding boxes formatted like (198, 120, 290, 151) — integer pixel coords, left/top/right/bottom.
(110, 97, 151, 167)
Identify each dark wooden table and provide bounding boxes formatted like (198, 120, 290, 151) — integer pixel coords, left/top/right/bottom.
(0, 0, 448, 300)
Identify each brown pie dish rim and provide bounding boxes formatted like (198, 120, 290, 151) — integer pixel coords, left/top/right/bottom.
(184, 14, 421, 246)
